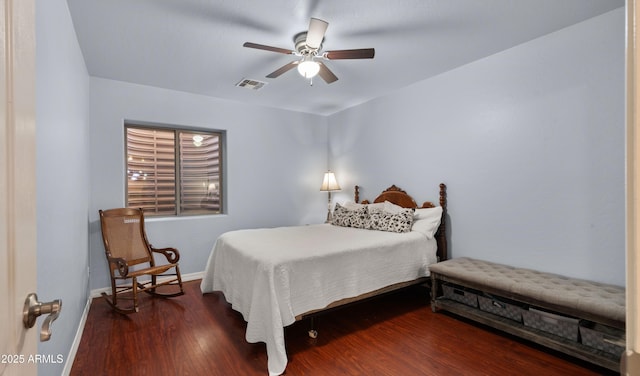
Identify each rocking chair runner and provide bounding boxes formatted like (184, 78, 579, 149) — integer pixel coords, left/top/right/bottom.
(99, 208, 184, 313)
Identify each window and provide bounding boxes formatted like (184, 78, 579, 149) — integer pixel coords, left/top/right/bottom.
(125, 124, 224, 217)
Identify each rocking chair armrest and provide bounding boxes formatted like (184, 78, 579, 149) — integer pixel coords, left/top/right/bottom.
(150, 246, 180, 263)
(108, 257, 129, 277)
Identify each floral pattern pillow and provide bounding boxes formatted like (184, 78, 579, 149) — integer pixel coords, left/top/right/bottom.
(332, 203, 369, 229)
(368, 207, 414, 233)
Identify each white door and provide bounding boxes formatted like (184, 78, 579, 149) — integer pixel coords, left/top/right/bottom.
(0, 0, 38, 375)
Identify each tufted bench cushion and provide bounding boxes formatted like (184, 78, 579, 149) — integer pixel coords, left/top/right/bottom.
(429, 257, 625, 324)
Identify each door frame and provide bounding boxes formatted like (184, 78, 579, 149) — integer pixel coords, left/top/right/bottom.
(626, 0, 640, 373)
(0, 0, 38, 374)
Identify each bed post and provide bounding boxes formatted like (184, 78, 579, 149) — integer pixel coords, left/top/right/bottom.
(354, 185, 360, 203)
(436, 183, 448, 261)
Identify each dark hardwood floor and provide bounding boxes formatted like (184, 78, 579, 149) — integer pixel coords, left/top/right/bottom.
(71, 280, 615, 376)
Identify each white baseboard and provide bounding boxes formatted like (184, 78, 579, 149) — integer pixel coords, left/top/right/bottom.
(66, 271, 204, 372)
(62, 296, 92, 376)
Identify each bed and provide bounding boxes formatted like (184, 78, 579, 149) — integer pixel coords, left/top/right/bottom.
(200, 183, 448, 375)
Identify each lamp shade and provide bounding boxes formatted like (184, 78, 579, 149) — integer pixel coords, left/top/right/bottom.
(297, 57, 320, 78)
(320, 171, 341, 191)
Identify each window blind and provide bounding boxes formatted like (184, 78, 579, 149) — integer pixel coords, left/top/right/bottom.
(179, 132, 221, 215)
(126, 125, 222, 216)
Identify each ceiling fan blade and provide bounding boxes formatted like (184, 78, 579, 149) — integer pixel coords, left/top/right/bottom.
(266, 61, 299, 78)
(243, 42, 294, 55)
(317, 62, 338, 84)
(305, 18, 328, 49)
(324, 48, 375, 60)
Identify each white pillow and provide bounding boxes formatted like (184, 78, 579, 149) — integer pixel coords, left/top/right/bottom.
(341, 201, 365, 210)
(412, 206, 443, 239)
(383, 200, 406, 214)
(342, 201, 385, 211)
(368, 202, 386, 211)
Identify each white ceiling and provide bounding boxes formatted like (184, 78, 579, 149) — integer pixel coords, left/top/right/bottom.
(66, 0, 624, 116)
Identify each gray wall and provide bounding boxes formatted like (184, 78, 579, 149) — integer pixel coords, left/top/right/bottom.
(36, 0, 91, 375)
(328, 8, 625, 286)
(88, 78, 329, 290)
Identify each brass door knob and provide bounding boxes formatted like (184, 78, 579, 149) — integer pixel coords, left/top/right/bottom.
(22, 293, 62, 342)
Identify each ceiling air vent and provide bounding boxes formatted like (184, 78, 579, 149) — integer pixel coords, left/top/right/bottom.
(236, 78, 267, 91)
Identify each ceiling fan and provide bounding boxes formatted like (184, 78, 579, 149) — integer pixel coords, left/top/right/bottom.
(243, 18, 375, 84)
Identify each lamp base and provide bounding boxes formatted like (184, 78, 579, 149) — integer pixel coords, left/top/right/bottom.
(325, 191, 333, 223)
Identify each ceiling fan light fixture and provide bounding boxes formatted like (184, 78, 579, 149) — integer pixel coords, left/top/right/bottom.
(243, 17, 374, 84)
(297, 57, 320, 79)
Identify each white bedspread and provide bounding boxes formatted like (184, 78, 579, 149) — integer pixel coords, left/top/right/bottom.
(200, 223, 437, 375)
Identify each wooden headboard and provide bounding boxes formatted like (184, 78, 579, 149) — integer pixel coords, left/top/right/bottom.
(354, 184, 448, 261)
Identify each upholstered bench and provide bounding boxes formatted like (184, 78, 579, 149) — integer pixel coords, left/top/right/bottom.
(429, 257, 625, 372)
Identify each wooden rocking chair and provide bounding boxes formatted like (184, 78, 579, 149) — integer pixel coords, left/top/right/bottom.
(99, 208, 184, 314)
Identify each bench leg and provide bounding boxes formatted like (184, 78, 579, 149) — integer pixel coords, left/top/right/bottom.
(431, 274, 439, 312)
